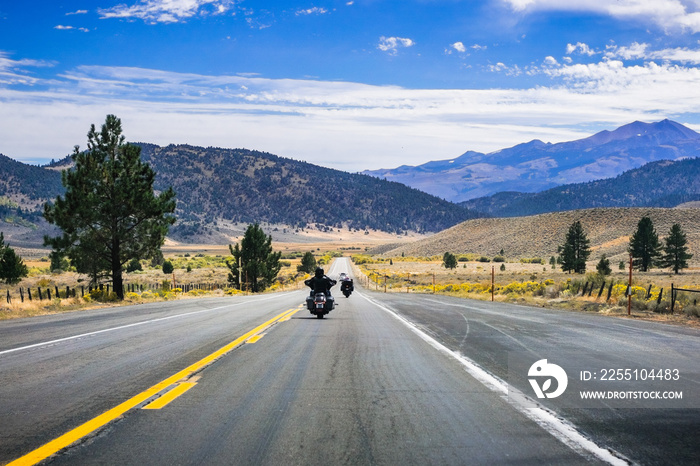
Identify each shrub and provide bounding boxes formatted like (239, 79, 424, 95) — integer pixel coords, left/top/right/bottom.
(352, 255, 374, 265)
(126, 258, 143, 273)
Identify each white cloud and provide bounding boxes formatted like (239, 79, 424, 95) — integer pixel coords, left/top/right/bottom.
(3, 57, 700, 171)
(66, 10, 88, 15)
(378, 36, 415, 55)
(504, 0, 700, 33)
(54, 25, 89, 32)
(451, 42, 467, 53)
(98, 0, 235, 24)
(296, 7, 328, 16)
(606, 42, 700, 63)
(544, 56, 558, 65)
(566, 42, 598, 56)
(0, 52, 54, 86)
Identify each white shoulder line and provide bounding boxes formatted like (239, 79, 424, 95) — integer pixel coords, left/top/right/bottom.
(358, 291, 629, 465)
(0, 293, 296, 357)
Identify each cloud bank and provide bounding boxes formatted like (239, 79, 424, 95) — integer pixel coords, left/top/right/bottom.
(98, 0, 235, 24)
(504, 0, 700, 32)
(3, 39, 700, 170)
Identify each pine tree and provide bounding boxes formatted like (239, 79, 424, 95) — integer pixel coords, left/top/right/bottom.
(558, 221, 591, 274)
(0, 232, 29, 284)
(596, 254, 611, 276)
(43, 115, 176, 299)
(227, 223, 282, 292)
(162, 260, 174, 275)
(442, 252, 457, 269)
(297, 251, 317, 274)
(629, 216, 661, 272)
(660, 223, 693, 274)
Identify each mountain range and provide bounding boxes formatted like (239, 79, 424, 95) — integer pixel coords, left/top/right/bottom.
(0, 144, 478, 247)
(362, 119, 700, 203)
(2, 118, 700, 250)
(462, 157, 700, 217)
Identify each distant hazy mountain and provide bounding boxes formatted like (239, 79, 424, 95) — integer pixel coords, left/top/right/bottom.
(362, 120, 700, 203)
(0, 144, 479, 245)
(461, 157, 700, 217)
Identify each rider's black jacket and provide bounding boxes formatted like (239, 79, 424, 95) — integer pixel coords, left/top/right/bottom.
(305, 275, 337, 294)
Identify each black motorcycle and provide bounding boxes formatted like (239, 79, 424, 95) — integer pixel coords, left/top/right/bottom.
(306, 292, 334, 319)
(340, 278, 354, 297)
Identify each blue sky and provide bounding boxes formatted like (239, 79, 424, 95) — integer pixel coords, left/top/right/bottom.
(3, 1, 700, 171)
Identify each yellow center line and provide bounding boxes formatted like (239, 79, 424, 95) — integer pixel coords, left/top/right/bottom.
(246, 334, 265, 343)
(142, 382, 197, 410)
(8, 306, 301, 466)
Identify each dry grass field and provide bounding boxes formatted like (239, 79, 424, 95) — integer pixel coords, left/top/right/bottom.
(2, 207, 699, 325)
(380, 207, 700, 270)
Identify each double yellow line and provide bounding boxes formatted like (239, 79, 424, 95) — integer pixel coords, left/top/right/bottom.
(9, 306, 301, 466)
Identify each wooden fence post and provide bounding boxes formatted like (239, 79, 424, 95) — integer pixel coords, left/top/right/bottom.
(597, 282, 605, 299)
(671, 283, 675, 314)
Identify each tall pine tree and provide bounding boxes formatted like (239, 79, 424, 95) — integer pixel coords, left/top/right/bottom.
(629, 216, 661, 272)
(227, 223, 282, 292)
(44, 115, 176, 299)
(558, 221, 591, 274)
(660, 223, 693, 274)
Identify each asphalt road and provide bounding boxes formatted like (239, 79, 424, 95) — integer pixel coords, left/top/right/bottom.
(1, 258, 698, 465)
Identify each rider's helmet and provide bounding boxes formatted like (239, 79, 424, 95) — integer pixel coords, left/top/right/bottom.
(315, 267, 324, 278)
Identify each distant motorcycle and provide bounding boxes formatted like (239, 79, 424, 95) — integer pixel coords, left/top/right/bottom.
(340, 277, 354, 297)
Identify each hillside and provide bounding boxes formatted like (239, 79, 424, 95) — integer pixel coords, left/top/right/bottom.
(461, 158, 700, 217)
(136, 144, 478, 238)
(0, 144, 479, 246)
(379, 208, 700, 266)
(363, 120, 700, 203)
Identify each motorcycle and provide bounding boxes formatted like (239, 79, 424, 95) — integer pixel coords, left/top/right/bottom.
(340, 278, 354, 297)
(306, 292, 335, 319)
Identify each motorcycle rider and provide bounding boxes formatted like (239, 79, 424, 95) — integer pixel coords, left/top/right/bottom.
(304, 267, 337, 297)
(340, 275, 354, 296)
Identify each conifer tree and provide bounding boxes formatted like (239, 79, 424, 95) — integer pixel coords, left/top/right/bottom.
(596, 254, 611, 276)
(297, 251, 317, 274)
(629, 216, 661, 272)
(558, 221, 590, 274)
(660, 223, 693, 274)
(442, 252, 457, 269)
(227, 223, 282, 292)
(0, 232, 28, 284)
(44, 115, 176, 299)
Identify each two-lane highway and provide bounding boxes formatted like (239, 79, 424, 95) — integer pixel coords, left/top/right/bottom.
(1, 258, 698, 464)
